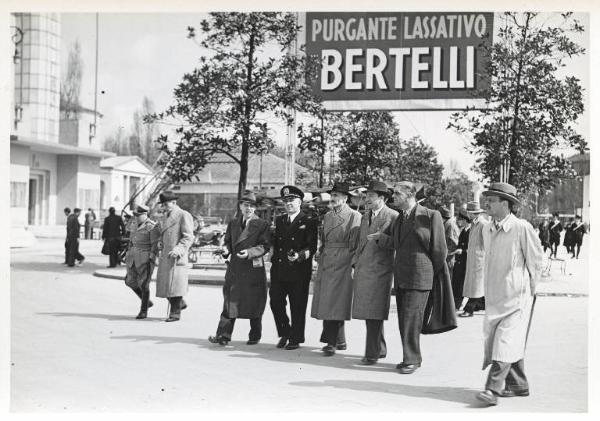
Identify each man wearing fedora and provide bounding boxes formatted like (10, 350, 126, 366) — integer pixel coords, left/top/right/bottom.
(124, 205, 160, 319)
(208, 191, 271, 346)
(155, 191, 194, 322)
(440, 206, 460, 274)
(102, 207, 126, 268)
(312, 181, 362, 356)
(461, 201, 488, 317)
(269, 185, 318, 350)
(476, 182, 543, 406)
(351, 180, 399, 364)
(371, 181, 448, 374)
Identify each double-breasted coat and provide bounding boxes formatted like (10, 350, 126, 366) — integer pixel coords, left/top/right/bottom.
(222, 214, 271, 319)
(156, 205, 194, 298)
(482, 214, 543, 368)
(351, 205, 398, 320)
(125, 218, 161, 289)
(463, 215, 488, 298)
(549, 220, 563, 245)
(311, 204, 361, 321)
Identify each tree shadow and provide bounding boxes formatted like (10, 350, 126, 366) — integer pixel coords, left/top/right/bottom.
(11, 261, 106, 274)
(289, 379, 486, 407)
(37, 312, 164, 322)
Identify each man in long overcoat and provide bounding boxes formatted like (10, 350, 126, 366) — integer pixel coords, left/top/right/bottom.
(155, 191, 194, 322)
(549, 212, 563, 258)
(311, 181, 362, 356)
(351, 180, 398, 365)
(209, 191, 271, 345)
(66, 208, 85, 267)
(572, 215, 586, 259)
(269, 185, 318, 350)
(441, 206, 459, 273)
(476, 183, 543, 406)
(125, 205, 160, 319)
(461, 201, 488, 317)
(374, 181, 448, 374)
(537, 217, 551, 254)
(450, 209, 471, 311)
(84, 208, 96, 239)
(63, 207, 71, 265)
(102, 207, 125, 268)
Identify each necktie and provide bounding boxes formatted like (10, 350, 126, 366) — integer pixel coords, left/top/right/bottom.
(242, 219, 246, 229)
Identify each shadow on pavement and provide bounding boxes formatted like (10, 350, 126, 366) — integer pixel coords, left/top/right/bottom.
(11, 261, 106, 273)
(290, 379, 484, 407)
(37, 312, 165, 322)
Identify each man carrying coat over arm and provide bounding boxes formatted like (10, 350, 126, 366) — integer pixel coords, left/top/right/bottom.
(208, 191, 271, 346)
(269, 185, 318, 350)
(371, 181, 448, 374)
(155, 191, 195, 322)
(351, 180, 399, 365)
(476, 183, 543, 406)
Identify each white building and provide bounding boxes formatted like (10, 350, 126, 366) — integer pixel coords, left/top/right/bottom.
(99, 156, 155, 212)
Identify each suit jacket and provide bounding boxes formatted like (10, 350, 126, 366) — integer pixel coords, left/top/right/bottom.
(66, 214, 80, 239)
(271, 211, 318, 283)
(378, 204, 447, 290)
(549, 221, 563, 243)
(102, 214, 125, 239)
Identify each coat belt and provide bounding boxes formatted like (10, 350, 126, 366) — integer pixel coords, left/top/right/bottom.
(132, 245, 152, 252)
(324, 242, 348, 249)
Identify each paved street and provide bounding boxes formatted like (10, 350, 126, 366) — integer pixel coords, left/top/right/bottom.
(10, 238, 588, 412)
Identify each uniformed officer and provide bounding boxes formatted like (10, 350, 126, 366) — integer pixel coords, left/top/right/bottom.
(269, 185, 318, 350)
(125, 205, 161, 319)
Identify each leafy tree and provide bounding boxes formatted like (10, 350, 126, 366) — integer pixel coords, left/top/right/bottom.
(103, 126, 129, 155)
(130, 97, 160, 165)
(448, 12, 587, 200)
(441, 169, 476, 210)
(60, 40, 83, 118)
(146, 12, 322, 199)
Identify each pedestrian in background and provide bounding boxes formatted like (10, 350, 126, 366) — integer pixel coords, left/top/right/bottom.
(563, 217, 575, 256)
(269, 185, 318, 350)
(155, 191, 194, 322)
(311, 181, 361, 356)
(549, 212, 563, 258)
(375, 181, 448, 374)
(124, 205, 160, 319)
(208, 191, 271, 346)
(102, 207, 126, 268)
(461, 201, 488, 317)
(572, 215, 586, 259)
(66, 208, 85, 267)
(440, 206, 459, 273)
(537, 217, 551, 255)
(63, 207, 71, 265)
(450, 208, 471, 311)
(84, 208, 97, 239)
(476, 183, 542, 406)
(351, 180, 398, 365)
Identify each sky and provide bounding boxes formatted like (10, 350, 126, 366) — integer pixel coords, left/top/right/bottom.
(59, 12, 590, 179)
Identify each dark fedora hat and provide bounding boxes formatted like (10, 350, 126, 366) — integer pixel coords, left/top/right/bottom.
(159, 190, 178, 204)
(328, 181, 355, 196)
(239, 190, 257, 205)
(366, 180, 390, 197)
(482, 182, 520, 205)
(132, 205, 149, 215)
(280, 185, 304, 200)
(439, 206, 452, 219)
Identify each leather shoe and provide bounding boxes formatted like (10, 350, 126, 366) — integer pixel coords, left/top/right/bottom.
(476, 390, 498, 406)
(361, 357, 378, 365)
(208, 335, 229, 346)
(246, 339, 260, 345)
(336, 342, 347, 350)
(276, 337, 288, 348)
(395, 362, 420, 369)
(459, 311, 473, 317)
(397, 363, 421, 374)
(165, 316, 180, 322)
(181, 300, 187, 310)
(500, 389, 529, 397)
(285, 342, 300, 350)
(135, 311, 147, 319)
(322, 345, 335, 356)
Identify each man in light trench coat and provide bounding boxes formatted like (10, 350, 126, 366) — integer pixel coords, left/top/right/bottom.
(311, 181, 361, 356)
(351, 180, 398, 365)
(208, 191, 271, 346)
(460, 201, 488, 317)
(155, 191, 195, 322)
(476, 182, 543, 406)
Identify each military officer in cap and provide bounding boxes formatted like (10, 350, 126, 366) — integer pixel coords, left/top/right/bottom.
(269, 185, 318, 350)
(311, 181, 362, 356)
(208, 191, 271, 346)
(156, 190, 194, 322)
(125, 205, 160, 319)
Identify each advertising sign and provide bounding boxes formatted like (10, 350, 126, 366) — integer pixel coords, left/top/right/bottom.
(305, 12, 494, 111)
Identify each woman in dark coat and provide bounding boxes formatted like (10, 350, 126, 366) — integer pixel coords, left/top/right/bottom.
(208, 191, 271, 346)
(450, 209, 471, 311)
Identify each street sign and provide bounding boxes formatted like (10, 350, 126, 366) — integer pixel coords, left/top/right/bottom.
(305, 12, 494, 111)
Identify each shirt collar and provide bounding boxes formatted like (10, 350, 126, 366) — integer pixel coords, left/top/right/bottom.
(491, 213, 514, 232)
(288, 210, 300, 223)
(372, 204, 384, 218)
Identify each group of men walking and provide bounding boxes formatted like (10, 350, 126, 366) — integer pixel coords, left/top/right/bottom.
(538, 212, 587, 259)
(117, 180, 542, 407)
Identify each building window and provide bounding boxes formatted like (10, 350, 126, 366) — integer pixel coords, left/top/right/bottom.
(10, 182, 27, 207)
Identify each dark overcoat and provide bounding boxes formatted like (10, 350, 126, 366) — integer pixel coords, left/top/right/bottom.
(222, 214, 271, 319)
(549, 221, 563, 245)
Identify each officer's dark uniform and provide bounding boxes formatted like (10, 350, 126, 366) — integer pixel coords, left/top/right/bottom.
(269, 185, 318, 349)
(125, 205, 160, 319)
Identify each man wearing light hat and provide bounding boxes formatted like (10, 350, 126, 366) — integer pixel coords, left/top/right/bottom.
(125, 205, 160, 319)
(476, 182, 543, 406)
(461, 201, 489, 317)
(269, 185, 318, 350)
(155, 190, 194, 322)
(351, 180, 398, 364)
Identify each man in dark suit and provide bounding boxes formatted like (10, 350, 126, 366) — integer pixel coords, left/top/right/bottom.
(63, 207, 71, 265)
(66, 208, 85, 267)
(549, 212, 563, 258)
(102, 207, 126, 268)
(373, 181, 448, 374)
(269, 185, 318, 350)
